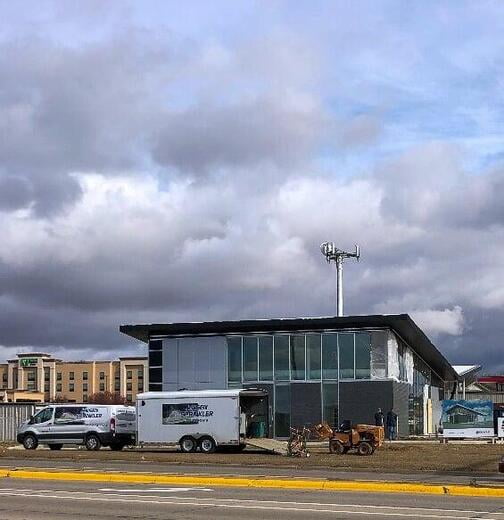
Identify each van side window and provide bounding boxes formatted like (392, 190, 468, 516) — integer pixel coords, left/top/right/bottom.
(54, 407, 83, 423)
(33, 408, 53, 424)
(116, 412, 136, 421)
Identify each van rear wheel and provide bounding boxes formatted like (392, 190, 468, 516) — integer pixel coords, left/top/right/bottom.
(180, 436, 197, 453)
(199, 436, 216, 454)
(85, 434, 101, 451)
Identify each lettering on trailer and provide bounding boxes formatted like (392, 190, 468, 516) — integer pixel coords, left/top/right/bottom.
(162, 403, 214, 425)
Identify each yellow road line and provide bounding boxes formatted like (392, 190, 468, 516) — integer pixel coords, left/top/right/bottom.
(0, 469, 503, 498)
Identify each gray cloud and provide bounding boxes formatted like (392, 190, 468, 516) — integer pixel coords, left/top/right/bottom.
(0, 10, 503, 376)
(153, 97, 325, 174)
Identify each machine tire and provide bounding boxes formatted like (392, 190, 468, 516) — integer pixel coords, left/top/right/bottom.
(357, 441, 373, 456)
(85, 434, 102, 451)
(49, 444, 63, 450)
(329, 440, 346, 455)
(180, 436, 197, 453)
(199, 436, 216, 454)
(23, 434, 38, 450)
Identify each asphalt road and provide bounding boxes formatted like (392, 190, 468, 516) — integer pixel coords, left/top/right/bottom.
(1, 478, 504, 519)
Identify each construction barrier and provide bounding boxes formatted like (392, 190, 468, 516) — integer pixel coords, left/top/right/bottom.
(0, 403, 36, 442)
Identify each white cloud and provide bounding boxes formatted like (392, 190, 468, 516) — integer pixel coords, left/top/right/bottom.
(410, 307, 465, 337)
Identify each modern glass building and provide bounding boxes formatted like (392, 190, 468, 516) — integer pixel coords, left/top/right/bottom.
(121, 315, 458, 437)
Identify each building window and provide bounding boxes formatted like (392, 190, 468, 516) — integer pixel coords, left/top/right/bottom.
(138, 382, 144, 392)
(339, 333, 354, 379)
(127, 370, 132, 380)
(258, 336, 273, 381)
(126, 394, 132, 402)
(243, 337, 258, 381)
(44, 383, 50, 392)
(307, 334, 321, 380)
(83, 383, 88, 392)
(274, 335, 290, 381)
(138, 369, 144, 380)
(2, 373, 7, 383)
(498, 384, 504, 392)
(69, 383, 75, 392)
(290, 335, 306, 380)
(27, 371, 36, 382)
(322, 383, 339, 427)
(69, 372, 74, 380)
(114, 381, 120, 392)
(322, 334, 338, 380)
(56, 383, 62, 392)
(274, 384, 290, 437)
(355, 333, 371, 379)
(57, 372, 62, 381)
(83, 394, 88, 402)
(27, 382, 36, 391)
(83, 372, 88, 381)
(99, 383, 105, 392)
(127, 382, 132, 391)
(227, 337, 242, 383)
(44, 370, 50, 381)
(99, 372, 105, 380)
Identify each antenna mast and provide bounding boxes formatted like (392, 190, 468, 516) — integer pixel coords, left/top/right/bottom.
(320, 242, 360, 317)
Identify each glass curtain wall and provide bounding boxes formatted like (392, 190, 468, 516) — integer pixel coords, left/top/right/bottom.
(226, 331, 372, 436)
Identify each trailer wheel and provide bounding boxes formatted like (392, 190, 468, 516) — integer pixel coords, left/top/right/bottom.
(357, 441, 373, 456)
(199, 436, 216, 454)
(180, 436, 197, 453)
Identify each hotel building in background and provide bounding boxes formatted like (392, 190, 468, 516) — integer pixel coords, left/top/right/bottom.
(0, 353, 148, 403)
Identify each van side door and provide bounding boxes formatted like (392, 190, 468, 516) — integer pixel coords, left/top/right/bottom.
(52, 406, 86, 443)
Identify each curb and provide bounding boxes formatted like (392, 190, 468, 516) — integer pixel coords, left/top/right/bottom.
(1, 468, 504, 497)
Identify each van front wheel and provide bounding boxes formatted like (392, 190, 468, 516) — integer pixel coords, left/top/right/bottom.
(85, 434, 101, 451)
(23, 434, 38, 450)
(199, 436, 216, 454)
(180, 436, 197, 453)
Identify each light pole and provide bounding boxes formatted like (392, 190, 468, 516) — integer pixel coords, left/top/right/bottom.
(320, 242, 360, 316)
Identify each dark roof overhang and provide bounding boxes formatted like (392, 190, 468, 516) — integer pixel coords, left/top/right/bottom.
(120, 314, 458, 381)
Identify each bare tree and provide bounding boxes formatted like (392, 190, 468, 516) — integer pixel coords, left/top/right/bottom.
(87, 391, 127, 405)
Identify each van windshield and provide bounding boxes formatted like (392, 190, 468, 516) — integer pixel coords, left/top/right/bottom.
(32, 408, 53, 424)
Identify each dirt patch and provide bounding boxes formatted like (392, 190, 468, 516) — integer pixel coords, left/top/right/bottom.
(1, 443, 502, 474)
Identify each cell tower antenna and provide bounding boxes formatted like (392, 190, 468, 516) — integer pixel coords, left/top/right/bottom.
(320, 242, 360, 317)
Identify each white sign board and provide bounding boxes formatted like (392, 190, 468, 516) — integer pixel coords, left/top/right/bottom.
(443, 427, 495, 438)
(498, 417, 504, 438)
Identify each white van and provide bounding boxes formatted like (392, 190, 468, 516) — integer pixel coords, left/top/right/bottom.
(137, 389, 269, 453)
(17, 404, 136, 451)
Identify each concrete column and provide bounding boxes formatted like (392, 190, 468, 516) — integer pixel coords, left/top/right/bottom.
(7, 363, 14, 388)
(37, 359, 44, 393)
(91, 362, 96, 395)
(49, 363, 56, 401)
(18, 366, 24, 390)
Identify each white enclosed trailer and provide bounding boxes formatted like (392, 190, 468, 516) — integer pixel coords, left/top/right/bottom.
(136, 389, 269, 453)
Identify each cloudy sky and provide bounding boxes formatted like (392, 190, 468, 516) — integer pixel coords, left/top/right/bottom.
(1, 1, 503, 371)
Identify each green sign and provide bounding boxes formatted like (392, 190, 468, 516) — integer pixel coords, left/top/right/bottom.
(20, 358, 37, 367)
